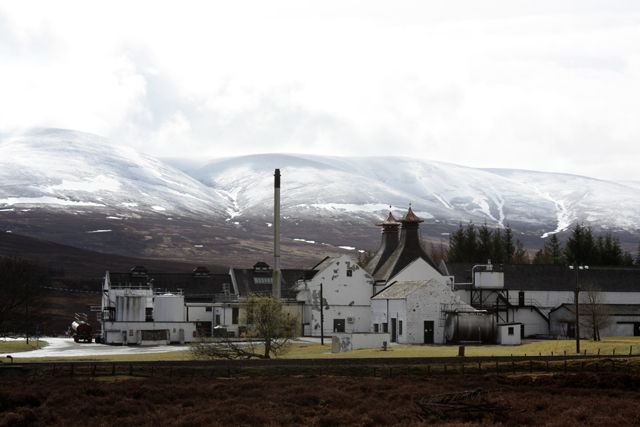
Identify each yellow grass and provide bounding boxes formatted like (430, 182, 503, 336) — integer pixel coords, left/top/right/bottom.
(280, 337, 640, 359)
(0, 339, 47, 354)
(10, 336, 640, 363)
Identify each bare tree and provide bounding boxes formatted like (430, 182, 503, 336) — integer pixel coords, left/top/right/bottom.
(191, 294, 298, 360)
(579, 284, 610, 341)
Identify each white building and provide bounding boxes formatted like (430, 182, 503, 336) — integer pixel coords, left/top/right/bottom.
(99, 269, 198, 345)
(371, 279, 478, 344)
(296, 255, 375, 336)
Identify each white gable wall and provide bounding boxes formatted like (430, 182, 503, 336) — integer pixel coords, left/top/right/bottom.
(297, 255, 375, 336)
(389, 258, 447, 284)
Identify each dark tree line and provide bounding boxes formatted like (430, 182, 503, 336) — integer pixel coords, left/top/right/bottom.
(447, 223, 529, 264)
(446, 222, 637, 266)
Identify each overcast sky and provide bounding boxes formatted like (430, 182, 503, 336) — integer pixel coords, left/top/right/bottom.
(1, 1, 639, 180)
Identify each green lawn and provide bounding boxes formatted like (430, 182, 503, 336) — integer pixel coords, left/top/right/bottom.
(0, 339, 47, 354)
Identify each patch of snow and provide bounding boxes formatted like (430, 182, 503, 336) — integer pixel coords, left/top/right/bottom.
(151, 205, 167, 211)
(233, 221, 240, 225)
(293, 238, 316, 244)
(106, 216, 122, 220)
(194, 244, 203, 248)
(339, 246, 356, 251)
(266, 222, 272, 227)
(0, 197, 104, 207)
(121, 202, 138, 208)
(45, 174, 121, 193)
(0, 208, 14, 212)
(86, 229, 112, 233)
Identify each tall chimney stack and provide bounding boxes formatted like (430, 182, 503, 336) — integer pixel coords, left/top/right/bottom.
(272, 169, 281, 299)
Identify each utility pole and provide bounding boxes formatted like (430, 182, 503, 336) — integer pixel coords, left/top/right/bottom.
(569, 264, 589, 354)
(320, 282, 324, 346)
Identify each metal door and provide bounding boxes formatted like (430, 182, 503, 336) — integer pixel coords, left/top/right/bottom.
(423, 321, 434, 344)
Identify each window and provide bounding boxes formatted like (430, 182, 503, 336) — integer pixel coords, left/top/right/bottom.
(232, 307, 239, 325)
(399, 320, 403, 336)
(145, 307, 153, 322)
(205, 307, 212, 312)
(374, 324, 379, 333)
(382, 322, 388, 333)
(508, 326, 514, 336)
(215, 314, 221, 326)
(346, 270, 353, 277)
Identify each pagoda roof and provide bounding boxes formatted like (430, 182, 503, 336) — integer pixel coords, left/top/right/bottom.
(401, 207, 423, 223)
(377, 211, 400, 227)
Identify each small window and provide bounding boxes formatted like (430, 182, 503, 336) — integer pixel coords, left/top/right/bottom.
(399, 320, 403, 336)
(232, 307, 239, 325)
(374, 324, 379, 333)
(382, 322, 388, 333)
(205, 307, 212, 312)
(508, 326, 514, 336)
(346, 270, 353, 277)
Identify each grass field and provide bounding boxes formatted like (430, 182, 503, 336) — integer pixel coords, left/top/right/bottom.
(0, 339, 47, 354)
(8, 336, 640, 363)
(280, 336, 640, 359)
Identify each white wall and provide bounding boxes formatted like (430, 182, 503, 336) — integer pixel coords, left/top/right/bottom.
(102, 321, 197, 345)
(389, 258, 447, 284)
(331, 333, 391, 353)
(508, 307, 549, 337)
(497, 324, 522, 345)
(297, 255, 374, 336)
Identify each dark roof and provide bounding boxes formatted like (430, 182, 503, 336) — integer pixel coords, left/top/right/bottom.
(373, 208, 441, 281)
(446, 263, 640, 292)
(401, 207, 423, 223)
(108, 269, 233, 302)
(377, 211, 400, 227)
(551, 304, 640, 316)
(230, 267, 315, 299)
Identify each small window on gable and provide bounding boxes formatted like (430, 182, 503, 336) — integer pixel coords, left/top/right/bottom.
(346, 270, 353, 277)
(508, 326, 514, 336)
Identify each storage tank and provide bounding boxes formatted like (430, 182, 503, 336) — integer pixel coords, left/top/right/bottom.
(153, 293, 185, 322)
(115, 295, 145, 321)
(444, 312, 495, 344)
(71, 320, 93, 343)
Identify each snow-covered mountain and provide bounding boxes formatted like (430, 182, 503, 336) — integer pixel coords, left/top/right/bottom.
(1, 128, 639, 263)
(0, 128, 229, 218)
(189, 154, 640, 238)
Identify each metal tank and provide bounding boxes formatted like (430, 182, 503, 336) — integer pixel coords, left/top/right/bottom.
(444, 312, 495, 344)
(115, 295, 146, 322)
(153, 293, 185, 322)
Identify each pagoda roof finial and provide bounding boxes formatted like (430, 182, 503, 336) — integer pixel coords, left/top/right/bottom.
(401, 206, 423, 223)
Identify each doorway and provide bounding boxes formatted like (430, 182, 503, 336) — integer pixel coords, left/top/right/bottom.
(391, 318, 397, 342)
(333, 319, 345, 333)
(423, 321, 434, 344)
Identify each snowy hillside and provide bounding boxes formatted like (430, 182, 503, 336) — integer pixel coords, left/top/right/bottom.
(2, 129, 640, 246)
(0, 129, 230, 218)
(190, 154, 640, 237)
